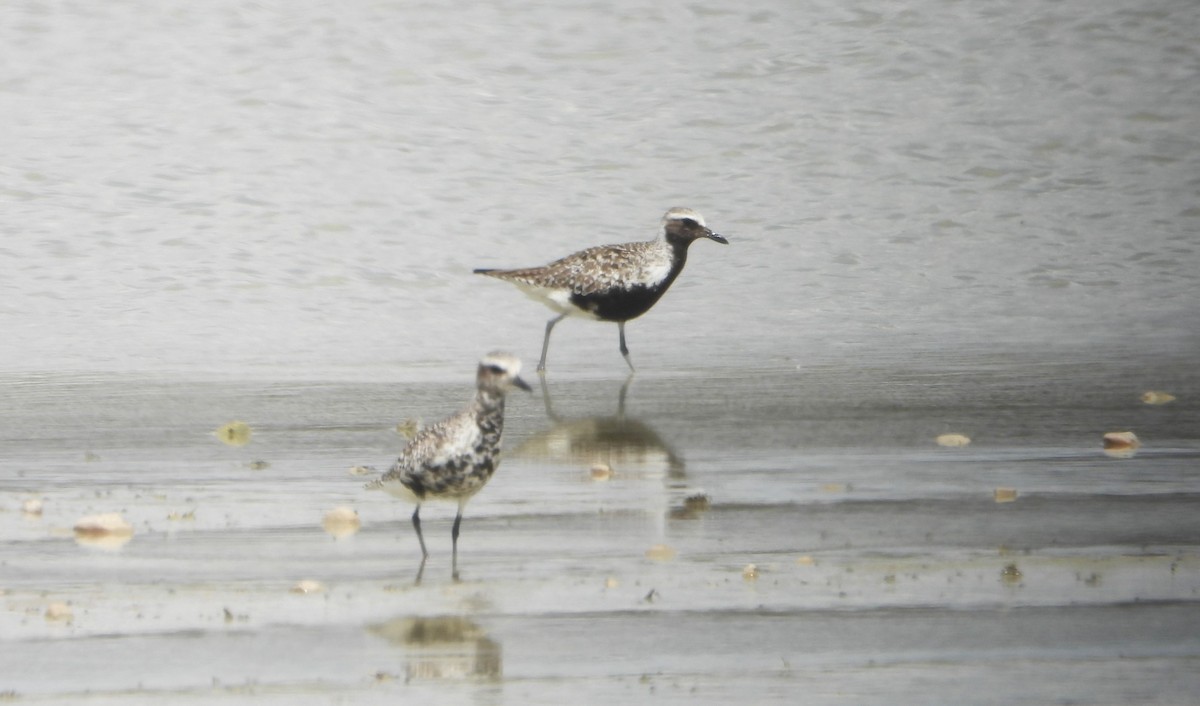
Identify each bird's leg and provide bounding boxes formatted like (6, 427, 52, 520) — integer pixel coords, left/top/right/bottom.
(451, 502, 465, 582)
(538, 314, 567, 372)
(412, 505, 428, 586)
(411, 505, 429, 558)
(618, 322, 635, 372)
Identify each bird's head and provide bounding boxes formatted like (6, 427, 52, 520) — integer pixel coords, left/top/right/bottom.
(661, 207, 729, 245)
(477, 351, 533, 394)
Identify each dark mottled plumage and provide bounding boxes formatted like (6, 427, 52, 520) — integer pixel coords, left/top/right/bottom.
(366, 352, 530, 574)
(474, 207, 728, 372)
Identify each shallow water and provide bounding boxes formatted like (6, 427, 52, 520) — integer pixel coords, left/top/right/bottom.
(2, 0, 1200, 703)
(2, 360, 1199, 704)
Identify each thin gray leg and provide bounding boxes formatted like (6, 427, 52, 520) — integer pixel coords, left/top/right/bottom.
(411, 505, 428, 558)
(618, 322, 635, 372)
(539, 313, 567, 372)
(451, 502, 465, 581)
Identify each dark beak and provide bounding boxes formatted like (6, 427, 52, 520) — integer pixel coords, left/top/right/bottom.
(514, 375, 533, 392)
(705, 229, 729, 244)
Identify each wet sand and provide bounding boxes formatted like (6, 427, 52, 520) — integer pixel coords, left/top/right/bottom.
(2, 355, 1198, 704)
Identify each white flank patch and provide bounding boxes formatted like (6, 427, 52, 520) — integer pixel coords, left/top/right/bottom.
(632, 258, 673, 288)
(515, 282, 600, 319)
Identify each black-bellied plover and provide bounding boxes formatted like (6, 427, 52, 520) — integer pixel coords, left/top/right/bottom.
(474, 207, 728, 372)
(366, 351, 531, 579)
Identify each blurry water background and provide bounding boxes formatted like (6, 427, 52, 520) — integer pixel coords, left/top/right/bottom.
(2, 0, 1199, 703)
(2, 0, 1196, 378)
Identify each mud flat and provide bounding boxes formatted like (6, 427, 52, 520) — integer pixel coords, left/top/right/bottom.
(1, 358, 1198, 704)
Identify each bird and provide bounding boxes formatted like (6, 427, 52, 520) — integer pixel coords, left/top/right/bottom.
(474, 207, 729, 372)
(366, 351, 531, 580)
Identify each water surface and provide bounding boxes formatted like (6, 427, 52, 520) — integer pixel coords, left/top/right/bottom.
(2, 0, 1199, 703)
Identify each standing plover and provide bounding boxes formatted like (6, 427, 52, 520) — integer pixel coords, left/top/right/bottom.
(366, 352, 531, 578)
(474, 207, 729, 372)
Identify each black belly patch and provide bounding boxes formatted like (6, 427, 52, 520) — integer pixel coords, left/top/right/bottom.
(571, 285, 667, 322)
(404, 476, 427, 499)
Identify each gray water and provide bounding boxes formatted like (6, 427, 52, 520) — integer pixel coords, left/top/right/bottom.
(3, 0, 1198, 377)
(2, 0, 1199, 703)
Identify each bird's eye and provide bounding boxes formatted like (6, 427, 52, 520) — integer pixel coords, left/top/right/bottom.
(681, 218, 698, 228)
(485, 364, 505, 374)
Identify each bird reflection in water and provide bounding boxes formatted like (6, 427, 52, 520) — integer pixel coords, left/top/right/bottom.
(368, 615, 501, 682)
(515, 375, 707, 526)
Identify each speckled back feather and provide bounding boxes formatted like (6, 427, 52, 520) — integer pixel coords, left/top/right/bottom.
(383, 407, 478, 477)
(477, 240, 672, 297)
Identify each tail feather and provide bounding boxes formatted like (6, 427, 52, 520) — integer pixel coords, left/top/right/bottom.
(360, 465, 384, 491)
(474, 267, 540, 283)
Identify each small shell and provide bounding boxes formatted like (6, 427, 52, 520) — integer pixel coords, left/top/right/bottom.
(795, 555, 817, 567)
(644, 544, 676, 561)
(74, 513, 134, 549)
(291, 579, 325, 594)
(74, 512, 133, 537)
(1103, 431, 1141, 458)
(22, 498, 44, 516)
(1103, 431, 1140, 449)
(993, 488, 1018, 503)
(936, 433, 971, 447)
(322, 506, 361, 538)
(1140, 391, 1175, 405)
(215, 421, 252, 447)
(396, 418, 421, 439)
(742, 564, 759, 581)
(589, 463, 613, 481)
(45, 602, 73, 623)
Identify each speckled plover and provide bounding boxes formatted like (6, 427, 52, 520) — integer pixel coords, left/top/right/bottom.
(474, 207, 728, 372)
(366, 352, 531, 578)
